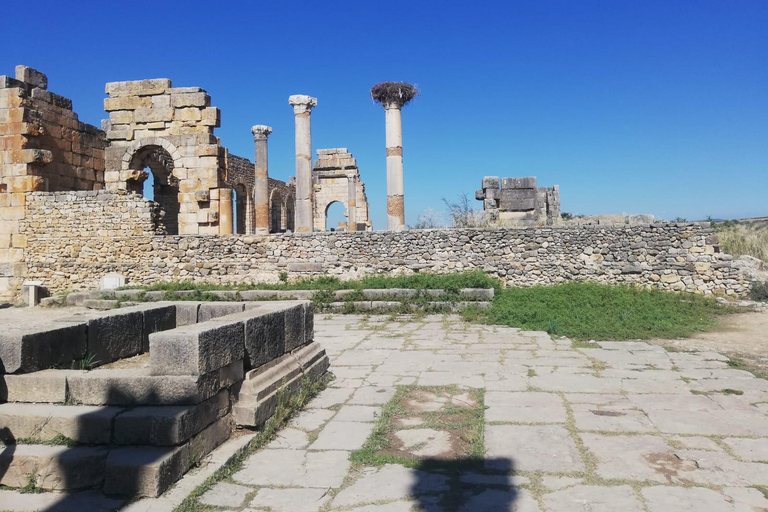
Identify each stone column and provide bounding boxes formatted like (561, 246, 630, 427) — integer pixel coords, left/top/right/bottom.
(385, 103, 405, 231)
(347, 173, 357, 231)
(251, 125, 272, 235)
(219, 188, 234, 235)
(288, 95, 317, 233)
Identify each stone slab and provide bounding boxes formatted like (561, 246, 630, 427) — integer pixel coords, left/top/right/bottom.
(232, 449, 350, 488)
(485, 425, 584, 472)
(0, 322, 86, 374)
(308, 420, 374, 450)
(199, 481, 252, 508)
(543, 485, 644, 511)
(198, 302, 245, 322)
(86, 309, 144, 366)
(0, 445, 108, 491)
(150, 319, 244, 376)
(104, 445, 188, 498)
(0, 402, 122, 444)
(113, 389, 230, 445)
(0, 369, 79, 403)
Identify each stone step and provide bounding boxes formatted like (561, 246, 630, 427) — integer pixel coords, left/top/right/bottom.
(0, 415, 232, 497)
(0, 444, 109, 491)
(233, 342, 329, 427)
(0, 402, 122, 444)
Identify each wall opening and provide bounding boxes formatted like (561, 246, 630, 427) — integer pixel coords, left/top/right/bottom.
(127, 145, 179, 235)
(234, 184, 248, 235)
(285, 194, 295, 232)
(270, 189, 283, 233)
(325, 201, 347, 231)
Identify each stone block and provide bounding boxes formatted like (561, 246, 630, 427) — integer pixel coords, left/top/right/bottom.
(198, 302, 245, 322)
(113, 389, 229, 446)
(501, 177, 536, 190)
(287, 262, 323, 272)
(104, 96, 151, 112)
(120, 303, 177, 353)
(459, 288, 495, 299)
(239, 290, 280, 300)
(66, 368, 221, 405)
(187, 414, 232, 466)
(241, 308, 286, 370)
(86, 309, 144, 366)
(171, 92, 209, 108)
(0, 445, 108, 491)
(305, 301, 314, 342)
(174, 302, 200, 326)
(149, 320, 244, 376)
(15, 66, 47, 90)
(499, 188, 537, 211)
(0, 322, 86, 374)
(105, 79, 171, 97)
(0, 369, 79, 403)
(284, 303, 307, 352)
(0, 402, 122, 444)
(104, 444, 188, 497)
(482, 176, 500, 189)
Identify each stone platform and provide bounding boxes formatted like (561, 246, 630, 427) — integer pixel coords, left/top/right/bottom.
(0, 301, 328, 499)
(191, 314, 768, 512)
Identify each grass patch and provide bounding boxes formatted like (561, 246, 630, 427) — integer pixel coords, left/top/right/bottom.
(173, 374, 330, 512)
(13, 433, 79, 448)
(463, 282, 735, 341)
(127, 270, 500, 294)
(350, 385, 485, 471)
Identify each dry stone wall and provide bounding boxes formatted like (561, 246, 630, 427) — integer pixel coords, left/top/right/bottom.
(19, 192, 748, 296)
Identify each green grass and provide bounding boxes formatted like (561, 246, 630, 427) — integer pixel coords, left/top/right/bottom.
(130, 270, 500, 294)
(173, 374, 330, 512)
(350, 385, 485, 471)
(463, 282, 735, 341)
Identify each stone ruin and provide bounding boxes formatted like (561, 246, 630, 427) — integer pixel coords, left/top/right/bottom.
(476, 176, 561, 226)
(0, 66, 372, 299)
(313, 148, 371, 231)
(0, 300, 328, 497)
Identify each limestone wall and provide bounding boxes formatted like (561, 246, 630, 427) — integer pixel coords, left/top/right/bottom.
(1, 66, 107, 299)
(18, 191, 748, 296)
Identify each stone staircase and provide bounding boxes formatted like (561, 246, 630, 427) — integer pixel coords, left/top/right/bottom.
(0, 300, 329, 498)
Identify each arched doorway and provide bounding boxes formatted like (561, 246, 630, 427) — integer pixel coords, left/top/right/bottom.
(325, 201, 347, 231)
(234, 184, 249, 234)
(269, 189, 283, 233)
(126, 146, 179, 235)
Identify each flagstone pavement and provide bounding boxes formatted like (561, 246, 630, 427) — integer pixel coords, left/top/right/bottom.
(196, 314, 768, 512)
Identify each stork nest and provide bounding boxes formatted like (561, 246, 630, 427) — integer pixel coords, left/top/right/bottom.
(370, 82, 419, 107)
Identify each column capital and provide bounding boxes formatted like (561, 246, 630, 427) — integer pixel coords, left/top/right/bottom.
(251, 125, 272, 138)
(289, 95, 318, 114)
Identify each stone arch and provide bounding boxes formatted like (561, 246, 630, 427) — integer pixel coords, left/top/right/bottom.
(323, 200, 347, 231)
(123, 140, 182, 235)
(269, 187, 283, 233)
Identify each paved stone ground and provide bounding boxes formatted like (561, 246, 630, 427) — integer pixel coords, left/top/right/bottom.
(194, 314, 768, 512)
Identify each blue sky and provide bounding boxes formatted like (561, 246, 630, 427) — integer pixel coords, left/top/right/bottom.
(3, 0, 767, 229)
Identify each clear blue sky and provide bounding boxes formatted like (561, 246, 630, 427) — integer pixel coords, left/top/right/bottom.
(4, 0, 767, 228)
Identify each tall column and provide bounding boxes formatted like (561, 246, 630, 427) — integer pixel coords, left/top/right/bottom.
(288, 95, 317, 233)
(347, 173, 357, 231)
(385, 103, 405, 230)
(251, 125, 272, 234)
(218, 188, 233, 235)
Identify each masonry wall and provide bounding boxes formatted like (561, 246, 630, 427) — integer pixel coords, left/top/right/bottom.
(18, 192, 748, 296)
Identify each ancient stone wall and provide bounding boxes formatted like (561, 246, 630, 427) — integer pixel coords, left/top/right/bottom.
(18, 192, 748, 296)
(1, 66, 107, 300)
(19, 191, 161, 238)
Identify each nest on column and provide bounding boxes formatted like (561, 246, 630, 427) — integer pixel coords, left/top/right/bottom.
(370, 82, 419, 107)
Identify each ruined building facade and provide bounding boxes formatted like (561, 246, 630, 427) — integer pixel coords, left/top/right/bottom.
(0, 66, 370, 298)
(476, 176, 561, 226)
